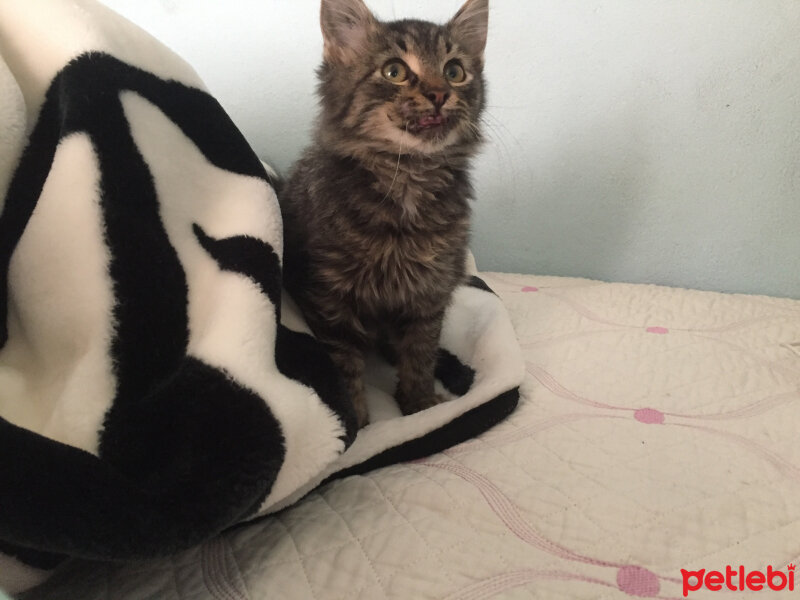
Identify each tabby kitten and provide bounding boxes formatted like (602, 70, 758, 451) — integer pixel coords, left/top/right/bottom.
(281, 0, 488, 427)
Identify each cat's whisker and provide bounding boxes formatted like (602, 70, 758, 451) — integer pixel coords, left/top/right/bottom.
(476, 117, 512, 161)
(481, 111, 524, 154)
(485, 104, 528, 110)
(380, 123, 406, 205)
(475, 114, 522, 201)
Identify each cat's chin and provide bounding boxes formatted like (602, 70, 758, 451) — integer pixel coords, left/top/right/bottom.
(390, 132, 453, 155)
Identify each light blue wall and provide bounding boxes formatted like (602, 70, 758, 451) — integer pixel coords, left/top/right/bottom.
(103, 0, 800, 299)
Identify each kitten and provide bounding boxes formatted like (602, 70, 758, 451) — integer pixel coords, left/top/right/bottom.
(280, 0, 488, 427)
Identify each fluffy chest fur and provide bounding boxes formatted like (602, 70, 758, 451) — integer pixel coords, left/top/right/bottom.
(282, 150, 471, 319)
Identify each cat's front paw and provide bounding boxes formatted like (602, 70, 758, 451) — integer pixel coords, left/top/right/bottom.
(352, 394, 370, 429)
(397, 393, 447, 416)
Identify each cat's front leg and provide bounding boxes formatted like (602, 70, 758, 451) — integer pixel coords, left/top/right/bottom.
(393, 311, 447, 415)
(303, 303, 372, 428)
(325, 339, 369, 428)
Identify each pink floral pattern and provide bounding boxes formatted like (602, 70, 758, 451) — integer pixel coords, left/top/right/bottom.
(28, 273, 800, 600)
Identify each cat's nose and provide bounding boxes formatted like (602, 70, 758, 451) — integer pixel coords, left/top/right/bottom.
(425, 90, 450, 110)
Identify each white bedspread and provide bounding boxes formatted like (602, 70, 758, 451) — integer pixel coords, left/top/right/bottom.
(27, 272, 800, 599)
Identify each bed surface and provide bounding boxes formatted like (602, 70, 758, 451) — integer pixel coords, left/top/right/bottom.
(26, 272, 800, 599)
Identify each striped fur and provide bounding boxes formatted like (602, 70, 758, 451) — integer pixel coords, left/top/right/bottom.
(281, 0, 489, 426)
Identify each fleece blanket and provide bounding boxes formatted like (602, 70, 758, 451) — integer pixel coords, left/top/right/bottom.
(0, 0, 523, 594)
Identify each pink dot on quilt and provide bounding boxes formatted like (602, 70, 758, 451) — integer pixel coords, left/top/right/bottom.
(522, 286, 539, 292)
(634, 408, 665, 425)
(646, 326, 669, 334)
(617, 566, 660, 597)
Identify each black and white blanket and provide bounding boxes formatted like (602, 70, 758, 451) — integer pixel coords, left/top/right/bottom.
(0, 0, 523, 594)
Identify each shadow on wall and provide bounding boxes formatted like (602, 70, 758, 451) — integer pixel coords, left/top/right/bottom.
(468, 0, 800, 299)
(472, 102, 656, 285)
(471, 81, 800, 299)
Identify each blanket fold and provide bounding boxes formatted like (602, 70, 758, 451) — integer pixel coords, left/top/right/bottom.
(0, 0, 523, 593)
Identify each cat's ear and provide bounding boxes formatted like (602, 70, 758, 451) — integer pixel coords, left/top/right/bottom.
(448, 0, 489, 57)
(320, 0, 377, 64)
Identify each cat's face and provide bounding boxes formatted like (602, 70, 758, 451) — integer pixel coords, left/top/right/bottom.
(318, 0, 488, 156)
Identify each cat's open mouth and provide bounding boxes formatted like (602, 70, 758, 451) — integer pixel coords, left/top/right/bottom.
(407, 113, 447, 134)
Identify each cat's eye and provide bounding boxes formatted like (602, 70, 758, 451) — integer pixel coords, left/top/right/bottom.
(382, 60, 409, 83)
(444, 60, 467, 84)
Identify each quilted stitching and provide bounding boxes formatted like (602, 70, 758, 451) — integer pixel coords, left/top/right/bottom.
(26, 273, 800, 599)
